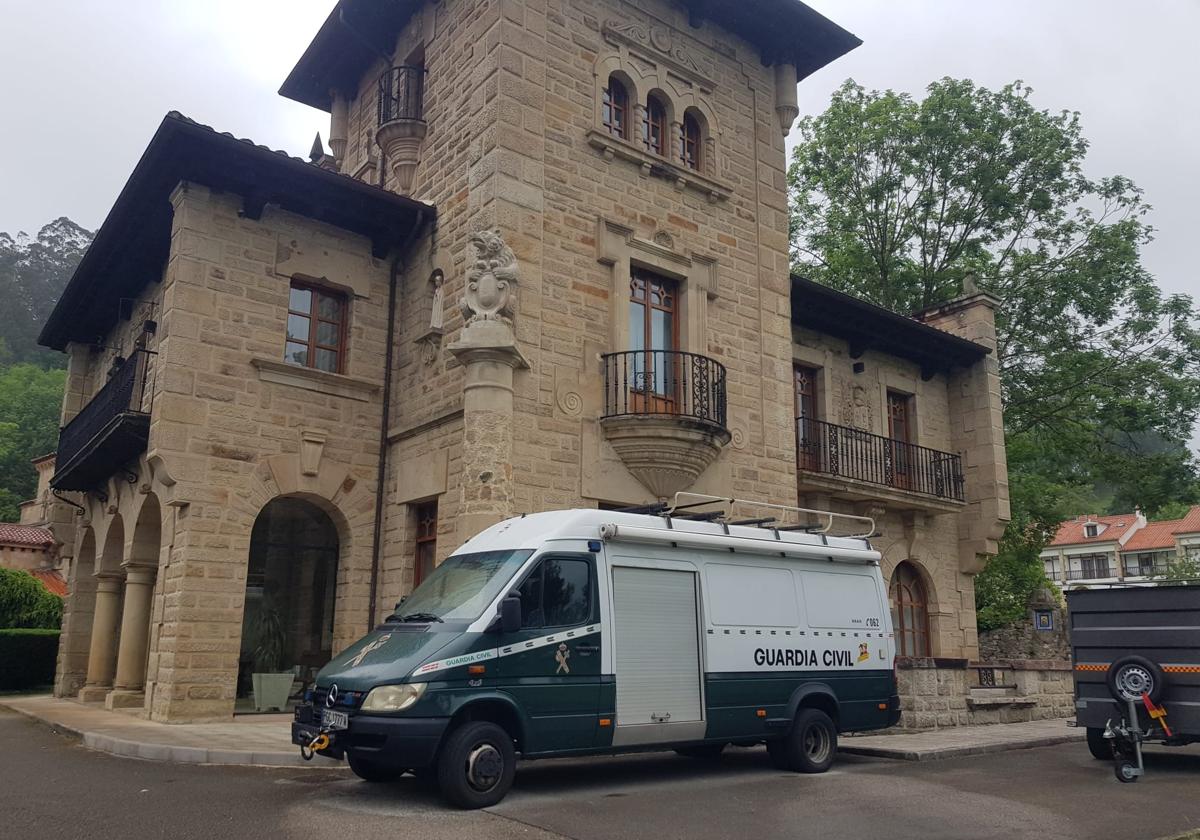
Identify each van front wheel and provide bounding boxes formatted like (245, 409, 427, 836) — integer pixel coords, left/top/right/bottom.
(436, 721, 516, 809)
(768, 708, 837, 773)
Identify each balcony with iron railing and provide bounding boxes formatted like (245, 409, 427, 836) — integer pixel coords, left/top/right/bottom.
(375, 64, 428, 192)
(1064, 565, 1117, 581)
(795, 417, 966, 510)
(599, 350, 730, 499)
(50, 349, 154, 492)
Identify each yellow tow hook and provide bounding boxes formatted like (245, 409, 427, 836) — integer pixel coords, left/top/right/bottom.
(300, 732, 331, 761)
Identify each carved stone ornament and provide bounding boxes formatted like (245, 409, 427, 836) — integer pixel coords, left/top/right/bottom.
(602, 19, 714, 84)
(461, 230, 519, 326)
(841, 384, 872, 431)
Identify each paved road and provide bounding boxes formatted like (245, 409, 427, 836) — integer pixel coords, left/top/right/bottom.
(4, 707, 1199, 840)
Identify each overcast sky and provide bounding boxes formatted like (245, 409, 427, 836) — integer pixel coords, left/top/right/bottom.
(0, 2, 1196, 300)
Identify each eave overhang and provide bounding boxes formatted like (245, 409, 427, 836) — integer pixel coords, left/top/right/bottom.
(790, 275, 991, 378)
(280, 0, 861, 112)
(38, 111, 434, 351)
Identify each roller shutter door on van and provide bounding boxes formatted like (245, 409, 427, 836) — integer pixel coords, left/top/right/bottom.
(612, 566, 703, 725)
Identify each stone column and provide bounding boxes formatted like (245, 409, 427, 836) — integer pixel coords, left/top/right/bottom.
(447, 231, 528, 541)
(78, 575, 122, 702)
(107, 566, 156, 708)
(449, 321, 529, 540)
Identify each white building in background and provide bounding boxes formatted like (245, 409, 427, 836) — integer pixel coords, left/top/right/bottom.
(1042, 507, 1200, 587)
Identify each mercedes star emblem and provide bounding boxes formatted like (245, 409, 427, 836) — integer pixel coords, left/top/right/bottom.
(326, 684, 339, 708)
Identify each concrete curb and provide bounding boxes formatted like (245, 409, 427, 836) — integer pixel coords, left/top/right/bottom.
(840, 732, 1082, 761)
(1, 699, 328, 769)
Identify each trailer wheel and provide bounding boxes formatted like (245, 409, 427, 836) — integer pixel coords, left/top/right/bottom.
(1086, 727, 1113, 761)
(1114, 760, 1139, 783)
(436, 721, 516, 809)
(767, 708, 837, 773)
(1106, 655, 1166, 704)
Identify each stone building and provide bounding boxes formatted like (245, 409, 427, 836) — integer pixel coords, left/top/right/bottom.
(40, 0, 1008, 723)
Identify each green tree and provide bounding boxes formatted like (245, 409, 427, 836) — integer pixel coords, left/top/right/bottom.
(0, 365, 66, 520)
(789, 78, 1200, 625)
(0, 568, 62, 629)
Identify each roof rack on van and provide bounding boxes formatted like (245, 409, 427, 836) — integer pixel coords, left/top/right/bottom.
(665, 492, 876, 540)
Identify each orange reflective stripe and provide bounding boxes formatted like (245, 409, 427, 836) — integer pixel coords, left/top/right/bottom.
(1074, 663, 1109, 672)
(1163, 665, 1200, 673)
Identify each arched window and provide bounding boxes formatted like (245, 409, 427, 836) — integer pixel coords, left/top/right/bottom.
(680, 112, 702, 171)
(602, 77, 629, 139)
(890, 562, 931, 657)
(643, 95, 667, 155)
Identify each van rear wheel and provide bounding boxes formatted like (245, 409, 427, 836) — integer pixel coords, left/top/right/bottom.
(768, 708, 837, 773)
(1086, 727, 1113, 761)
(436, 721, 516, 809)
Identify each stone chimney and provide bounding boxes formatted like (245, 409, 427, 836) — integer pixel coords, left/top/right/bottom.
(914, 275, 1010, 574)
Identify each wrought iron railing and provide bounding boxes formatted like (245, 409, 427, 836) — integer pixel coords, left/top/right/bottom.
(1065, 565, 1116, 581)
(795, 417, 965, 501)
(55, 349, 154, 479)
(377, 65, 426, 126)
(601, 350, 727, 428)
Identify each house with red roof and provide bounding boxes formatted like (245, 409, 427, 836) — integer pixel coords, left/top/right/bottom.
(1042, 506, 1200, 586)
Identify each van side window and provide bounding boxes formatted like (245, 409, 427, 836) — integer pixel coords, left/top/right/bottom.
(514, 558, 592, 629)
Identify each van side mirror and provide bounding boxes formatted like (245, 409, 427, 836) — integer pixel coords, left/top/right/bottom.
(499, 595, 522, 634)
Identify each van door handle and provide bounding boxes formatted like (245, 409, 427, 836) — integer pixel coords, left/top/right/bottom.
(576, 643, 600, 655)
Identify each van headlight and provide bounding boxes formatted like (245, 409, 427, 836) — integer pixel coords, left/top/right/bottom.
(361, 683, 427, 712)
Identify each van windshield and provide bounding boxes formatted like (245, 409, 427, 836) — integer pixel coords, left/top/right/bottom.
(387, 549, 534, 623)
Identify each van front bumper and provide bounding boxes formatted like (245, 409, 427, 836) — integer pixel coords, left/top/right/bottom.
(292, 710, 449, 768)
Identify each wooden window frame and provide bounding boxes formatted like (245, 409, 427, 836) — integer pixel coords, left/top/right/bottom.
(794, 365, 821, 471)
(887, 390, 914, 489)
(643, 96, 667, 155)
(602, 77, 629, 140)
(680, 112, 701, 171)
(286, 280, 348, 374)
(629, 267, 680, 413)
(413, 500, 438, 588)
(890, 562, 931, 658)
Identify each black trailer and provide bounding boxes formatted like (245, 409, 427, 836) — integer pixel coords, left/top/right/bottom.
(1067, 584, 1200, 781)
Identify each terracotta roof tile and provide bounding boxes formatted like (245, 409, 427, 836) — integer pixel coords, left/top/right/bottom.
(30, 568, 67, 597)
(1121, 521, 1180, 552)
(0, 523, 54, 547)
(1049, 514, 1139, 547)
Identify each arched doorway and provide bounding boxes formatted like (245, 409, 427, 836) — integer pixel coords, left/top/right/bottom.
(890, 562, 931, 658)
(237, 497, 339, 712)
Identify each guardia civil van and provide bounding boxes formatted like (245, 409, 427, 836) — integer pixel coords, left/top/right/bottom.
(292, 494, 901, 808)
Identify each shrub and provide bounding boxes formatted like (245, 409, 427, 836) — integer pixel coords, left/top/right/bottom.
(0, 628, 59, 690)
(0, 567, 63, 629)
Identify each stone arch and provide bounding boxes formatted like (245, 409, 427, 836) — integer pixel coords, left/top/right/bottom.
(96, 514, 125, 576)
(243, 452, 377, 656)
(128, 492, 163, 567)
(889, 559, 937, 658)
(54, 526, 97, 697)
(678, 105, 716, 177)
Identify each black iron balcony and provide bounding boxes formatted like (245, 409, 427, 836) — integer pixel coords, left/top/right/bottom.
(795, 417, 965, 502)
(601, 350, 727, 428)
(51, 349, 154, 492)
(1065, 565, 1116, 581)
(377, 65, 426, 127)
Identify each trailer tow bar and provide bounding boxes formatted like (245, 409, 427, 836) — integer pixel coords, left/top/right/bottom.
(1105, 692, 1170, 783)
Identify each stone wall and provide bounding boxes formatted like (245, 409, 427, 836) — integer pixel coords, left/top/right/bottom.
(896, 658, 1074, 730)
(980, 619, 1070, 662)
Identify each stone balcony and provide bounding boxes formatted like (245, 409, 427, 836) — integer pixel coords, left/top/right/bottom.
(599, 350, 730, 499)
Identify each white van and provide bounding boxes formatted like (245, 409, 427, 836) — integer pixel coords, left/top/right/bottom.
(294, 495, 900, 808)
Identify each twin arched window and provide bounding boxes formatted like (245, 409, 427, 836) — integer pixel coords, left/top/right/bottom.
(604, 76, 702, 172)
(890, 562, 931, 658)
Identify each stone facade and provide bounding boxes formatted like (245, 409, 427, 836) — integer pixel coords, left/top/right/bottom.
(896, 659, 1074, 730)
(44, 0, 1011, 723)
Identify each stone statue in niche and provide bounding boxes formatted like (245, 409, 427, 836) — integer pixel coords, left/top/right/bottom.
(461, 230, 519, 326)
(841, 384, 872, 432)
(429, 269, 445, 331)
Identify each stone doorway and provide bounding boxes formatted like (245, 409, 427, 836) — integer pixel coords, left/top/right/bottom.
(236, 497, 338, 713)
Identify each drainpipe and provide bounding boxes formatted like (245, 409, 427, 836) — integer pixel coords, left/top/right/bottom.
(367, 210, 427, 629)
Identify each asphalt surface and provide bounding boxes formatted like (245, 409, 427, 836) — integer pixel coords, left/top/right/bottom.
(4, 707, 1200, 840)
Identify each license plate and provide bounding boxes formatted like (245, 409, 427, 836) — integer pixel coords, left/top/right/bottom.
(322, 709, 349, 730)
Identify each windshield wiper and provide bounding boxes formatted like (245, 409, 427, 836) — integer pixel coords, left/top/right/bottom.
(400, 612, 443, 623)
